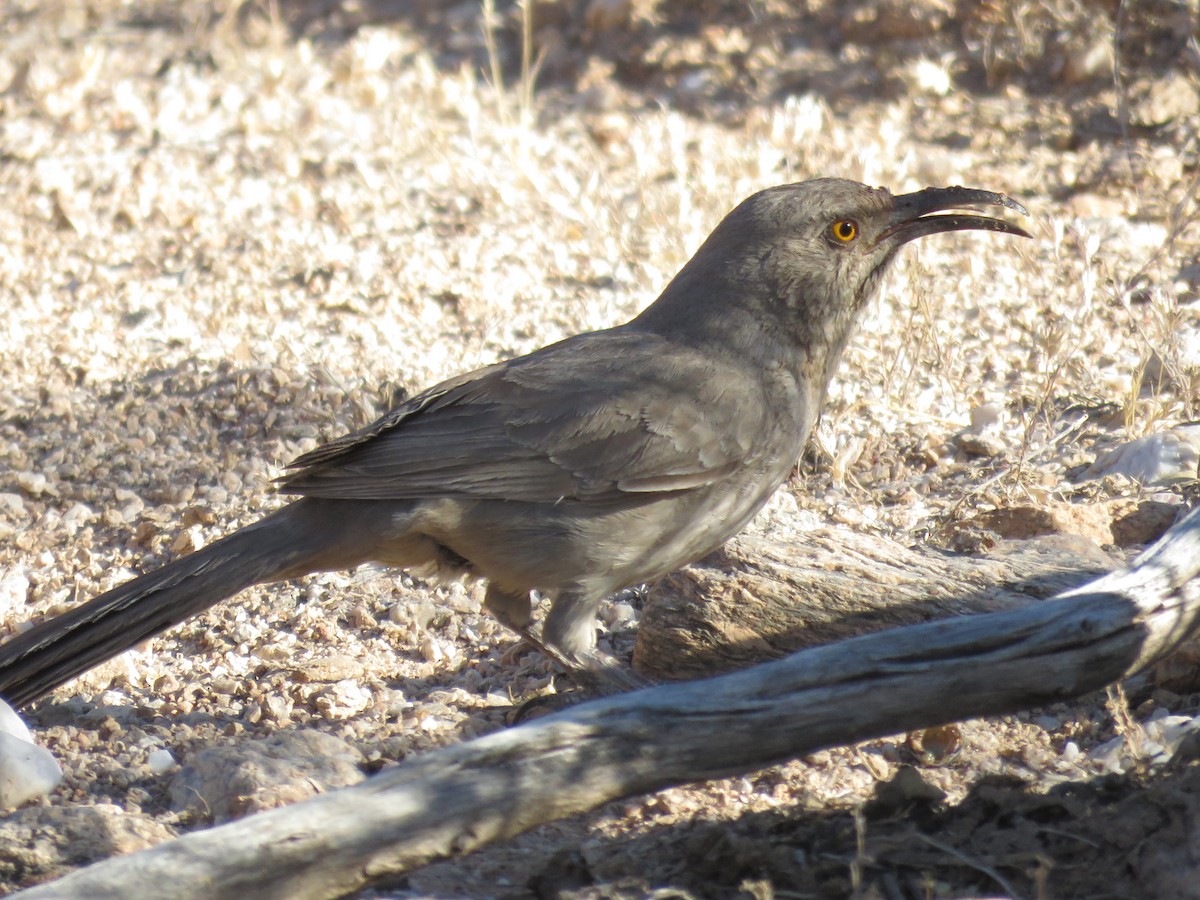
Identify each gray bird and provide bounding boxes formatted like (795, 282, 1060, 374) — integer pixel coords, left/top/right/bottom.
(0, 178, 1029, 707)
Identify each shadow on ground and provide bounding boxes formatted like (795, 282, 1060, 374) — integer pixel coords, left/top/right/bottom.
(403, 751, 1200, 899)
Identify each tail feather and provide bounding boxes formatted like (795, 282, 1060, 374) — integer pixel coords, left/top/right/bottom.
(0, 500, 368, 707)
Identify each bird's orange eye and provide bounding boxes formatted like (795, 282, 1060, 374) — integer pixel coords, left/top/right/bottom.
(831, 219, 858, 243)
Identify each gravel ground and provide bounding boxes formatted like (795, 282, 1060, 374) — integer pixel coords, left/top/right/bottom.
(1, 1, 1198, 897)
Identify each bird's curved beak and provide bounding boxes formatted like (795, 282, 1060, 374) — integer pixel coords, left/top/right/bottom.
(877, 186, 1031, 247)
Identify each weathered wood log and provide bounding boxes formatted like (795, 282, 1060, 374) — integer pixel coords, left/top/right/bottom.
(635, 527, 1119, 679)
(15, 507, 1200, 900)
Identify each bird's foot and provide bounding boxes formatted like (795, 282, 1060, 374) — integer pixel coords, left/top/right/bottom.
(500, 627, 652, 725)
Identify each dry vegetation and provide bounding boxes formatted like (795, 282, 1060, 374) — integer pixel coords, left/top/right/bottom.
(0, 0, 1198, 896)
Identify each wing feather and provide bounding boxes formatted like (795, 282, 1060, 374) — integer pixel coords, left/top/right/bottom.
(278, 329, 769, 505)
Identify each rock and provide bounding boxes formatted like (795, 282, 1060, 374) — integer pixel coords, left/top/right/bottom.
(169, 730, 365, 823)
(868, 766, 946, 816)
(0, 732, 63, 808)
(973, 502, 1114, 546)
(0, 493, 26, 517)
(1058, 38, 1113, 84)
(0, 568, 30, 621)
(1089, 713, 1200, 774)
(1130, 72, 1200, 127)
(1086, 427, 1200, 485)
(973, 499, 1180, 551)
(969, 401, 1004, 431)
(0, 697, 62, 807)
(0, 698, 34, 745)
(314, 680, 374, 720)
(956, 431, 1006, 458)
(1110, 499, 1181, 547)
(906, 57, 952, 97)
(15, 472, 53, 497)
(957, 402, 1009, 458)
(147, 748, 177, 774)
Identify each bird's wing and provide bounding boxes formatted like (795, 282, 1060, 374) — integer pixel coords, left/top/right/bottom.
(277, 329, 769, 504)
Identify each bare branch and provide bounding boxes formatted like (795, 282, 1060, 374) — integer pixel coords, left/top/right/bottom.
(15, 509, 1200, 900)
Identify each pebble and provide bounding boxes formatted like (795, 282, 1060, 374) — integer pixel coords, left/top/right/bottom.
(147, 748, 177, 773)
(0, 568, 31, 620)
(968, 401, 1004, 431)
(0, 493, 26, 516)
(15, 471, 51, 496)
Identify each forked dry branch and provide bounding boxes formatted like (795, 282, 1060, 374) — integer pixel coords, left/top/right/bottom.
(14, 507, 1200, 900)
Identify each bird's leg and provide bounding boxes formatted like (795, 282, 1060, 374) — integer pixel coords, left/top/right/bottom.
(482, 582, 534, 634)
(543, 588, 652, 691)
(482, 583, 581, 672)
(482, 583, 545, 667)
(483, 583, 650, 691)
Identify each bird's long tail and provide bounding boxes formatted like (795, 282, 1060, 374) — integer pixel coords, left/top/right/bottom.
(0, 499, 386, 707)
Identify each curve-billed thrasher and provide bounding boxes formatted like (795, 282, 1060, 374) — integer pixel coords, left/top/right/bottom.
(0, 178, 1028, 706)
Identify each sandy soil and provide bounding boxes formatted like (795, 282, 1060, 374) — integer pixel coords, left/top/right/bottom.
(0, 1, 1198, 897)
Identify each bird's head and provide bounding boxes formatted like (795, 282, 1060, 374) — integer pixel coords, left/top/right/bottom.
(637, 178, 1029, 364)
(740, 178, 1029, 317)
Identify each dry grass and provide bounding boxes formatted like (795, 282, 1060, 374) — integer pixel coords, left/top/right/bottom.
(0, 0, 1198, 896)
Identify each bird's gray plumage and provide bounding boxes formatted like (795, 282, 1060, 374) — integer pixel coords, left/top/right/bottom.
(0, 178, 1029, 707)
(280, 332, 768, 504)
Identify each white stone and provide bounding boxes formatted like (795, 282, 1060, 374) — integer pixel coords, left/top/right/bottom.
(0, 570, 30, 624)
(0, 732, 63, 808)
(1087, 426, 1200, 485)
(147, 748, 178, 774)
(0, 699, 33, 745)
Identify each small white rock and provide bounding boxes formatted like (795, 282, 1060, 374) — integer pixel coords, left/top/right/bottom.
(969, 401, 1004, 432)
(1089, 735, 1127, 774)
(170, 524, 206, 554)
(98, 690, 131, 708)
(0, 569, 30, 622)
(147, 749, 178, 774)
(0, 493, 26, 516)
(317, 680, 373, 720)
(15, 472, 49, 496)
(0, 732, 63, 808)
(910, 57, 952, 96)
(0, 699, 33, 745)
(1145, 714, 1200, 758)
(421, 634, 444, 664)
